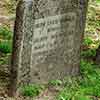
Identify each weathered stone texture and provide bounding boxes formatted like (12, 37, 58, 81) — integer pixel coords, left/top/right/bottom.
(9, 0, 88, 96)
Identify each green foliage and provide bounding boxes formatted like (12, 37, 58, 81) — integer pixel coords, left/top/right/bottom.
(0, 26, 13, 54)
(81, 49, 96, 57)
(0, 26, 13, 40)
(56, 60, 100, 99)
(0, 40, 12, 53)
(0, 58, 5, 65)
(0, 0, 99, 99)
(20, 84, 44, 97)
(0, 54, 9, 65)
(80, 60, 95, 75)
(56, 88, 74, 100)
(56, 82, 91, 100)
(83, 37, 93, 46)
(73, 95, 91, 100)
(49, 80, 62, 86)
(96, 0, 100, 3)
(81, 36, 97, 58)
(80, 60, 100, 97)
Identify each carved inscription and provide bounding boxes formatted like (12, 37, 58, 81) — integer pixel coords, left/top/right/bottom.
(32, 12, 77, 63)
(33, 12, 76, 53)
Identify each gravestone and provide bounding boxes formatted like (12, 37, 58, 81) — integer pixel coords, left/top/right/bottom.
(9, 0, 88, 96)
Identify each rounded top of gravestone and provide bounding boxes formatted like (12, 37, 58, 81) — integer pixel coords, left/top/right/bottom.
(23, 0, 33, 3)
(23, 0, 32, 1)
(22, 0, 33, 8)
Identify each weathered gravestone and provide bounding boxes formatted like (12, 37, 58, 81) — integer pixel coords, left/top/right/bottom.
(9, 0, 88, 96)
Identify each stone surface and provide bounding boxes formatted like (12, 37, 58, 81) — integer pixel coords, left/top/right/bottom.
(9, 0, 88, 95)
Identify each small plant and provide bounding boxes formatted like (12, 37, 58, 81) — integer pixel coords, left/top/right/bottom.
(0, 26, 13, 40)
(21, 84, 44, 97)
(0, 55, 9, 65)
(0, 40, 12, 53)
(83, 37, 93, 46)
(80, 60, 96, 76)
(73, 95, 91, 100)
(81, 49, 96, 57)
(56, 88, 74, 100)
(49, 80, 62, 86)
(80, 60, 100, 97)
(56, 60, 100, 99)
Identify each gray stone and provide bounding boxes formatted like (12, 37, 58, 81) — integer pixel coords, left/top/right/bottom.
(9, 0, 88, 96)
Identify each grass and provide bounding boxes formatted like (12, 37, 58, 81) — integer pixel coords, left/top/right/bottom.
(0, 26, 13, 40)
(20, 84, 44, 97)
(0, 40, 12, 53)
(83, 37, 94, 46)
(0, 26, 13, 54)
(20, 59, 100, 99)
(81, 48, 96, 57)
(55, 60, 100, 100)
(49, 80, 62, 86)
